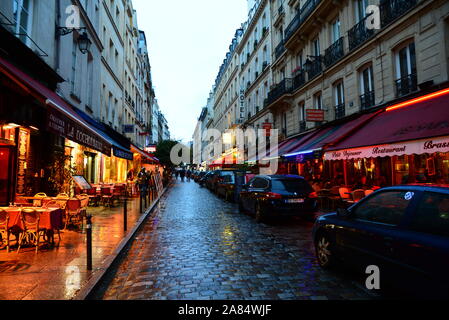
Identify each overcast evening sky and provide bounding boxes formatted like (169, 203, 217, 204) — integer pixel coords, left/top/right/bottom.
(132, 0, 248, 144)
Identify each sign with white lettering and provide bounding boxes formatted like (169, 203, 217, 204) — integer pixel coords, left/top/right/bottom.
(324, 135, 449, 161)
(46, 108, 111, 155)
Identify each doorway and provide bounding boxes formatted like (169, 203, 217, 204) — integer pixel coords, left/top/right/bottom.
(0, 146, 14, 205)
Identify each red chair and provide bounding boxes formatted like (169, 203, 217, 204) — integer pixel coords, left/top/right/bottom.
(101, 187, 114, 207)
(0, 209, 11, 252)
(87, 187, 100, 207)
(65, 199, 83, 229)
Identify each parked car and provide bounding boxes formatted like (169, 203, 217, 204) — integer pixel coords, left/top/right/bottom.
(199, 171, 213, 187)
(239, 175, 318, 222)
(312, 185, 449, 298)
(215, 170, 249, 202)
(195, 171, 206, 183)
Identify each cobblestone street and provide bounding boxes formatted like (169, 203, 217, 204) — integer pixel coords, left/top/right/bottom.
(97, 180, 379, 300)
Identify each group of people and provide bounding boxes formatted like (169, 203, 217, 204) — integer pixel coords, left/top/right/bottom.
(174, 168, 192, 182)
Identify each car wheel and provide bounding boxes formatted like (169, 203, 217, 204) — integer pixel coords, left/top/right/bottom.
(315, 233, 335, 269)
(255, 202, 264, 223)
(238, 199, 245, 213)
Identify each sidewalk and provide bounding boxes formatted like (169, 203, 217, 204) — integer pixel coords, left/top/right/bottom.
(0, 193, 165, 300)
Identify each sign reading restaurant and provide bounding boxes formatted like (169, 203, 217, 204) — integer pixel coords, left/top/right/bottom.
(46, 107, 112, 156)
(324, 135, 449, 161)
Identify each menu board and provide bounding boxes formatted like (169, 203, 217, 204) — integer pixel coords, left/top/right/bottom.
(73, 175, 92, 190)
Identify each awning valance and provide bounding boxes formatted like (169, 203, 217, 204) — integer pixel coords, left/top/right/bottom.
(0, 56, 112, 155)
(324, 135, 449, 161)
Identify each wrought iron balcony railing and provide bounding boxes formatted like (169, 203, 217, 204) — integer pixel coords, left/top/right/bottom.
(335, 103, 346, 119)
(293, 70, 306, 91)
(360, 90, 375, 110)
(284, 0, 322, 42)
(380, 0, 418, 28)
(395, 73, 418, 97)
(266, 78, 293, 107)
(275, 40, 286, 60)
(348, 14, 376, 51)
(307, 59, 322, 80)
(323, 37, 345, 68)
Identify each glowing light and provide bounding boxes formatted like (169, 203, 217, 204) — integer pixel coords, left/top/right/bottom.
(386, 88, 449, 112)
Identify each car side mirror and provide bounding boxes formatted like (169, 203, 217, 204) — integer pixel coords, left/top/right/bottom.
(337, 207, 351, 218)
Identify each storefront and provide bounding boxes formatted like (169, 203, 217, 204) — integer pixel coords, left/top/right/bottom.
(0, 55, 111, 204)
(324, 88, 449, 187)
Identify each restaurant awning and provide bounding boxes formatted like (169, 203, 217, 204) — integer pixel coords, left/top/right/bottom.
(0, 56, 111, 155)
(73, 108, 133, 160)
(284, 112, 380, 158)
(324, 88, 449, 161)
(131, 145, 159, 163)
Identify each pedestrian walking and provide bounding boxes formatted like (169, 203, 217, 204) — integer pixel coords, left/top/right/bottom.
(137, 167, 149, 208)
(180, 169, 185, 182)
(186, 169, 191, 182)
(175, 170, 179, 180)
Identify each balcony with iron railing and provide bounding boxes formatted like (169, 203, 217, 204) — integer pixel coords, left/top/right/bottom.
(348, 14, 376, 52)
(380, 0, 419, 28)
(307, 59, 322, 80)
(360, 90, 375, 110)
(395, 73, 418, 97)
(266, 78, 293, 107)
(335, 103, 346, 120)
(292, 70, 306, 91)
(284, 0, 322, 43)
(275, 40, 286, 60)
(323, 37, 345, 69)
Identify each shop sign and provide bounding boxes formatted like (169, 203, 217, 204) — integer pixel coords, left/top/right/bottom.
(306, 109, 325, 122)
(47, 108, 111, 156)
(145, 145, 157, 153)
(325, 135, 449, 161)
(113, 147, 134, 160)
(16, 128, 30, 195)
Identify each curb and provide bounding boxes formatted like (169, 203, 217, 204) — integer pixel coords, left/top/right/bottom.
(72, 184, 172, 300)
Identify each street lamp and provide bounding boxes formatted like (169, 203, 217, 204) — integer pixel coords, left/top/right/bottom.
(78, 32, 92, 54)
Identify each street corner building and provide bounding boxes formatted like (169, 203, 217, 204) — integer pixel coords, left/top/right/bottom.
(0, 0, 169, 206)
(195, 0, 449, 189)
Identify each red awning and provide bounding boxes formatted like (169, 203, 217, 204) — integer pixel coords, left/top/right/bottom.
(0, 56, 111, 155)
(131, 145, 159, 163)
(325, 88, 449, 160)
(328, 88, 449, 151)
(284, 112, 381, 157)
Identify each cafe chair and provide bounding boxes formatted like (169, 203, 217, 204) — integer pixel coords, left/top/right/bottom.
(41, 198, 54, 207)
(0, 209, 11, 253)
(33, 193, 47, 207)
(56, 193, 69, 198)
(87, 188, 100, 207)
(15, 197, 29, 207)
(17, 209, 45, 254)
(44, 200, 60, 209)
(347, 190, 366, 204)
(101, 187, 114, 207)
(65, 199, 83, 230)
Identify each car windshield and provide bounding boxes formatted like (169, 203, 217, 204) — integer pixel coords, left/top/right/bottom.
(271, 179, 312, 193)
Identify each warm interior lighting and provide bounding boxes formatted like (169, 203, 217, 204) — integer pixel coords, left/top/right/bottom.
(386, 88, 449, 112)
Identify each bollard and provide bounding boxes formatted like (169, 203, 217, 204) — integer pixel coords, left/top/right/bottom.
(139, 193, 143, 214)
(123, 197, 128, 232)
(86, 215, 93, 271)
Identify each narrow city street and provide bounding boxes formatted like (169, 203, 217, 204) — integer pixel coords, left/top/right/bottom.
(96, 180, 379, 300)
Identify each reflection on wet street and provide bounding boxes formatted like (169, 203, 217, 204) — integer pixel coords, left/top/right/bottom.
(101, 180, 378, 300)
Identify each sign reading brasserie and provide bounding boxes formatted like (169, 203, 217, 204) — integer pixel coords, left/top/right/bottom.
(47, 108, 111, 156)
(16, 128, 30, 195)
(324, 135, 449, 161)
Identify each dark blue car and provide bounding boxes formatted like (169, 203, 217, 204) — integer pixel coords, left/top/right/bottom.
(313, 185, 449, 297)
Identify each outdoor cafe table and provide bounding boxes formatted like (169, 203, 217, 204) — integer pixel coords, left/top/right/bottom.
(1, 207, 64, 244)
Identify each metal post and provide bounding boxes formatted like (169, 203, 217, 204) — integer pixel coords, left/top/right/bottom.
(139, 193, 143, 213)
(123, 197, 128, 232)
(86, 215, 92, 271)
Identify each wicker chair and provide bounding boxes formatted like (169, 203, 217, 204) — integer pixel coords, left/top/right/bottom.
(17, 209, 45, 253)
(33, 193, 47, 207)
(0, 209, 11, 252)
(101, 187, 114, 207)
(65, 199, 83, 229)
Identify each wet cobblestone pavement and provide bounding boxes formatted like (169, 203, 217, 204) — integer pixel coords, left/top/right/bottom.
(101, 181, 379, 300)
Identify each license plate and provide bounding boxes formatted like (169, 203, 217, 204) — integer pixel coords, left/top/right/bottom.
(286, 198, 304, 204)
